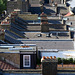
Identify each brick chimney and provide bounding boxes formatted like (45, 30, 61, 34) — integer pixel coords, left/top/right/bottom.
(40, 12, 49, 32)
(41, 56, 58, 75)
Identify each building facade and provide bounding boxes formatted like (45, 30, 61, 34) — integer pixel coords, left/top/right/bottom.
(7, 0, 29, 14)
(0, 44, 37, 69)
(29, 0, 66, 4)
(7, 0, 66, 14)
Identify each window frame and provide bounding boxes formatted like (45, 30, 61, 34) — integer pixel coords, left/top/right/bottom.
(23, 55, 31, 67)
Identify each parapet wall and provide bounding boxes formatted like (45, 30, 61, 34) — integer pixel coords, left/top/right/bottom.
(18, 14, 38, 20)
(29, 0, 40, 4)
(2, 69, 75, 75)
(7, 1, 18, 13)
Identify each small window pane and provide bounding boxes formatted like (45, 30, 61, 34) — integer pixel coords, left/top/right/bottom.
(23, 55, 30, 67)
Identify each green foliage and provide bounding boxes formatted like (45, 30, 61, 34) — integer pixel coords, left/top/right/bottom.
(58, 58, 74, 64)
(62, 58, 70, 64)
(0, 0, 7, 14)
(68, 58, 73, 64)
(57, 58, 62, 64)
(73, 58, 75, 64)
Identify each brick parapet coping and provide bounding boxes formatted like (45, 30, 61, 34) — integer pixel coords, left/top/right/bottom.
(2, 68, 75, 74)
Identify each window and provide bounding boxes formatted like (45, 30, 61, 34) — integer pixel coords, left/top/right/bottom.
(23, 55, 31, 67)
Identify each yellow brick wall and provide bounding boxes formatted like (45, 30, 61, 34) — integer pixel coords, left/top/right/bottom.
(18, 14, 38, 20)
(0, 34, 5, 40)
(0, 53, 20, 66)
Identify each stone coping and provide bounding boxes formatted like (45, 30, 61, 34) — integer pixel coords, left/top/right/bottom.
(42, 59, 58, 62)
(18, 39, 73, 41)
(3, 69, 42, 73)
(2, 69, 75, 74)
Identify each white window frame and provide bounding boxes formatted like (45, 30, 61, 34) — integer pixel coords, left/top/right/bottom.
(23, 55, 31, 67)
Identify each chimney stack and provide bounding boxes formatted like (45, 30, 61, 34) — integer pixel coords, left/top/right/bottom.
(40, 12, 49, 32)
(41, 56, 58, 75)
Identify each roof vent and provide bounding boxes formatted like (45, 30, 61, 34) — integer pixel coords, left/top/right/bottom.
(46, 34, 50, 37)
(50, 33, 52, 37)
(37, 34, 42, 37)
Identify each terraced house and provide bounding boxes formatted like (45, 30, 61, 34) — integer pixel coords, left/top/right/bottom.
(0, 0, 74, 52)
(7, 0, 67, 14)
(7, 0, 30, 13)
(0, 0, 75, 75)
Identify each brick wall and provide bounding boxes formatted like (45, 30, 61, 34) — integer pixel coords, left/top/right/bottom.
(18, 14, 38, 20)
(41, 24, 49, 32)
(7, 0, 29, 14)
(0, 33, 5, 41)
(29, 0, 40, 4)
(54, 0, 61, 4)
(0, 53, 20, 68)
(49, 24, 66, 30)
(7, 1, 18, 13)
(41, 56, 58, 75)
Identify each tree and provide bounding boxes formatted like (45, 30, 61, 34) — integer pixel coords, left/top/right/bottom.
(0, 0, 7, 14)
(68, 58, 73, 64)
(58, 58, 62, 64)
(3, 0, 7, 9)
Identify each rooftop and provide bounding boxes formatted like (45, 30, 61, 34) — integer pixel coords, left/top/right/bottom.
(22, 40, 74, 50)
(0, 60, 17, 70)
(1, 66, 75, 74)
(0, 44, 36, 53)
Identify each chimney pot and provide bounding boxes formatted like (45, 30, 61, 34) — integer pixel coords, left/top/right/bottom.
(46, 56, 49, 59)
(2, 29, 4, 32)
(50, 56, 52, 59)
(54, 56, 56, 59)
(43, 56, 45, 60)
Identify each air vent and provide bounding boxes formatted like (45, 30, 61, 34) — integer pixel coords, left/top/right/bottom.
(46, 34, 50, 37)
(37, 34, 42, 37)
